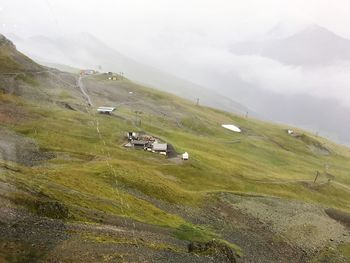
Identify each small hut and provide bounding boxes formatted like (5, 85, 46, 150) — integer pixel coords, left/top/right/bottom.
(97, 107, 116, 114)
(182, 152, 189, 160)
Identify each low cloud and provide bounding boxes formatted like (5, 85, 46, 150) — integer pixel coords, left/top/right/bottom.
(151, 44, 350, 107)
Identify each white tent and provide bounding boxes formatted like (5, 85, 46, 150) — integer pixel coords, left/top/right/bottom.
(221, 124, 241, 133)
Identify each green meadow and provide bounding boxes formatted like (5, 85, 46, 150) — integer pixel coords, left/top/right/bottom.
(1, 74, 350, 256)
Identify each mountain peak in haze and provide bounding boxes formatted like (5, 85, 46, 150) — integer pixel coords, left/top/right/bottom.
(0, 33, 15, 48)
(0, 33, 42, 73)
(231, 24, 350, 66)
(59, 32, 107, 48)
(293, 24, 343, 41)
(266, 19, 310, 39)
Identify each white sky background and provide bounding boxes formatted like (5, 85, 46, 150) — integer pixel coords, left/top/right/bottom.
(1, 0, 350, 105)
(2, 0, 350, 45)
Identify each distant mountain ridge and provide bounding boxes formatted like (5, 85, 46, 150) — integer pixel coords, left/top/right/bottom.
(231, 25, 350, 66)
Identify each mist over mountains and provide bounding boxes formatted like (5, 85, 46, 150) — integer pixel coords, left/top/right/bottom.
(167, 24, 350, 144)
(227, 25, 350, 143)
(8, 23, 350, 145)
(231, 25, 350, 66)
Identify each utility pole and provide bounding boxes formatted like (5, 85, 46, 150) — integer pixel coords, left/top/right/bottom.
(134, 111, 142, 127)
(120, 72, 124, 80)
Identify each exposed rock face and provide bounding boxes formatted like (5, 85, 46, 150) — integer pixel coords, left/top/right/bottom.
(188, 240, 238, 263)
(325, 208, 350, 228)
(35, 201, 69, 219)
(0, 128, 55, 166)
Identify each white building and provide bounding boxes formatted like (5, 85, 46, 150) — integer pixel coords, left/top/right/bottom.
(182, 152, 189, 160)
(152, 143, 168, 155)
(97, 107, 116, 114)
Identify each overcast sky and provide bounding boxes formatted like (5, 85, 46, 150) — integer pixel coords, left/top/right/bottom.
(2, 0, 350, 52)
(2, 0, 350, 107)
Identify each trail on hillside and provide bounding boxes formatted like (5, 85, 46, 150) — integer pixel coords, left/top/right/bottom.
(77, 76, 94, 106)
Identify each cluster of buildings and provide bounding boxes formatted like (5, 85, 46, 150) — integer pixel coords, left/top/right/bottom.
(105, 71, 124, 80)
(124, 132, 189, 160)
(80, 69, 96, 75)
(124, 132, 168, 155)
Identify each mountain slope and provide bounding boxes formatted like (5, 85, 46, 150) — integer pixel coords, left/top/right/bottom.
(231, 25, 350, 66)
(13, 33, 250, 115)
(213, 76, 350, 145)
(1, 35, 350, 263)
(0, 34, 43, 73)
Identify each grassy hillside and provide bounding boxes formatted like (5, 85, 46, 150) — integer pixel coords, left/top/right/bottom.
(0, 38, 349, 262)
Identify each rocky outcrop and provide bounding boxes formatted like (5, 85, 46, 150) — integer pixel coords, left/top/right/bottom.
(35, 201, 69, 219)
(188, 240, 238, 263)
(0, 128, 55, 166)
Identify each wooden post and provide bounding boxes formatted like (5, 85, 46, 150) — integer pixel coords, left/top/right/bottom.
(314, 171, 320, 183)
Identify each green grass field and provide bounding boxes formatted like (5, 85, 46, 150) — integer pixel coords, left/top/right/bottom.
(1, 72, 350, 260)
